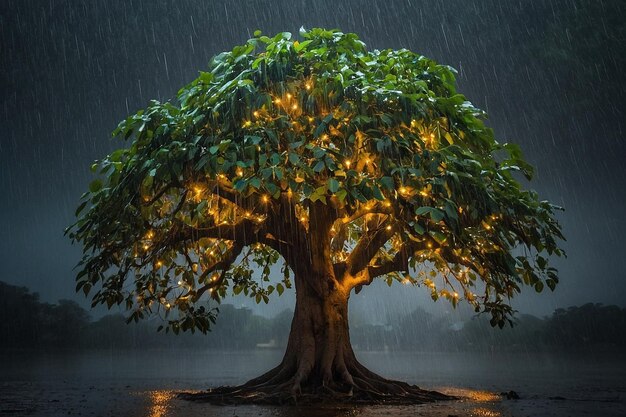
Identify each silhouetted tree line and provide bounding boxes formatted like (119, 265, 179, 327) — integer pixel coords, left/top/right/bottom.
(1, 281, 625, 351)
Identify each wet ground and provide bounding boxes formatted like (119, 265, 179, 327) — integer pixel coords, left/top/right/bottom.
(1, 350, 624, 416)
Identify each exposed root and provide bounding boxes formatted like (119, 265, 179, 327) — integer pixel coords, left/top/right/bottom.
(179, 360, 452, 406)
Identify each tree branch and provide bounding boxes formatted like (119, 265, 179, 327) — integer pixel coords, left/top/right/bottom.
(345, 215, 394, 276)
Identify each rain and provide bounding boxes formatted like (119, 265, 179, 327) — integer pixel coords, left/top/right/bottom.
(0, 1, 625, 416)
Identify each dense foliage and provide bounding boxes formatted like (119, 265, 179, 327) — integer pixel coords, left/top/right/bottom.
(68, 28, 564, 333)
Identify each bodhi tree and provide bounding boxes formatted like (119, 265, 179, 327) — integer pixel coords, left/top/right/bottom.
(68, 28, 564, 404)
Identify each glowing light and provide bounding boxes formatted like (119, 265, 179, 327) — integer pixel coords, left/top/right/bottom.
(286, 93, 292, 99)
(242, 120, 252, 128)
(148, 390, 175, 417)
(155, 260, 163, 268)
(344, 160, 351, 168)
(386, 225, 392, 231)
(253, 111, 260, 118)
(177, 280, 182, 285)
(262, 195, 269, 203)
(274, 98, 281, 104)
(236, 168, 244, 176)
(292, 104, 298, 110)
(399, 187, 408, 195)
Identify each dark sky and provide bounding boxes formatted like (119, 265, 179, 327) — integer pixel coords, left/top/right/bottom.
(1, 0, 624, 318)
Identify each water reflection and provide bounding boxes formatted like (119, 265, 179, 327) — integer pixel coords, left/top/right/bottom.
(149, 390, 175, 417)
(471, 407, 501, 417)
(439, 387, 502, 417)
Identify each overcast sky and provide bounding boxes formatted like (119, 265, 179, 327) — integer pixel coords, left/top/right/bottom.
(1, 0, 624, 320)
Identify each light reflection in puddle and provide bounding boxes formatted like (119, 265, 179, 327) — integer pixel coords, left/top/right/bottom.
(471, 407, 501, 417)
(438, 387, 502, 417)
(149, 390, 175, 417)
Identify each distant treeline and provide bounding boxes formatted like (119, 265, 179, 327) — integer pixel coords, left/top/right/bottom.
(1, 281, 625, 351)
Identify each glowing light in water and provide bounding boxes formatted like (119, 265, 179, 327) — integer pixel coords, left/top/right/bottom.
(148, 390, 174, 417)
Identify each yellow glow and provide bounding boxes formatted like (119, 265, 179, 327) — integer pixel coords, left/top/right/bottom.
(305, 83, 312, 90)
(148, 391, 175, 417)
(274, 98, 281, 104)
(386, 225, 392, 231)
(236, 168, 243, 176)
(262, 195, 269, 203)
(399, 186, 408, 195)
(308, 116, 314, 123)
(344, 160, 351, 168)
(286, 93, 292, 99)
(155, 260, 163, 268)
(242, 120, 252, 128)
(253, 111, 260, 118)
(300, 216, 306, 222)
(177, 280, 182, 285)
(292, 103, 298, 110)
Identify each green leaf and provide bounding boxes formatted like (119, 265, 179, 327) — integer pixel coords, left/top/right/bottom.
(89, 179, 102, 193)
(327, 178, 340, 193)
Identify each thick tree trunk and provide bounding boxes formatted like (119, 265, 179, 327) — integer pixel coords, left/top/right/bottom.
(265, 272, 355, 394)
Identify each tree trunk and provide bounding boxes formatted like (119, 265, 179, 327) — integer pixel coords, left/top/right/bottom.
(268, 272, 355, 393)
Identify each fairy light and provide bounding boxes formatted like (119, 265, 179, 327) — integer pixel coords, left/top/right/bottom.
(386, 225, 392, 231)
(286, 93, 292, 99)
(236, 168, 244, 177)
(292, 103, 298, 110)
(344, 160, 351, 168)
(253, 111, 260, 118)
(262, 194, 269, 203)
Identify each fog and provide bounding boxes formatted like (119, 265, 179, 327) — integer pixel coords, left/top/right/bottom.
(1, 0, 624, 322)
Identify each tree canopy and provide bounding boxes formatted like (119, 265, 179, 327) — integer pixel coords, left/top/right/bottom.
(68, 28, 564, 333)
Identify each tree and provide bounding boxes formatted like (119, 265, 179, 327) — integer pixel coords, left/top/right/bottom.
(68, 28, 564, 404)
